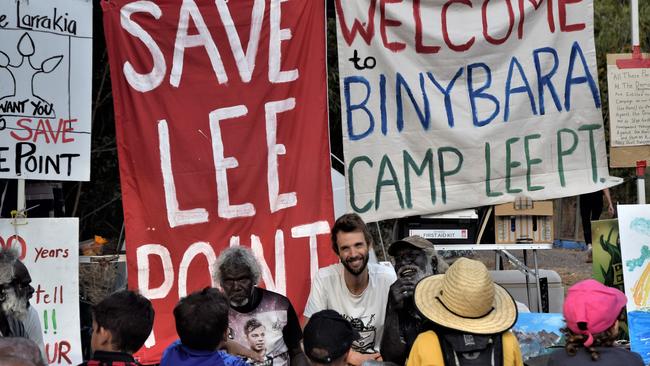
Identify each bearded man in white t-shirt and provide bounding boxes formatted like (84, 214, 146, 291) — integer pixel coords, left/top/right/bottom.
(303, 213, 396, 366)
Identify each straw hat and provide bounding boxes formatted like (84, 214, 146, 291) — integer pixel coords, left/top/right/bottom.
(414, 258, 517, 334)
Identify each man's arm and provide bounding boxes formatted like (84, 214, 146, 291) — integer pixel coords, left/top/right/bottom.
(285, 302, 308, 366)
(289, 346, 309, 366)
(303, 270, 327, 320)
(604, 188, 615, 216)
(223, 340, 264, 362)
(380, 301, 406, 364)
(346, 350, 381, 365)
(380, 279, 413, 364)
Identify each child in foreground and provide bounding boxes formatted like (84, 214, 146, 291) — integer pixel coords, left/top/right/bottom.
(81, 290, 154, 366)
(161, 287, 248, 366)
(548, 279, 643, 365)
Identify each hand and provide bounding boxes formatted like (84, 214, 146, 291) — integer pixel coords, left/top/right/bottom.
(608, 204, 615, 217)
(346, 351, 381, 366)
(389, 265, 419, 309)
(224, 340, 265, 362)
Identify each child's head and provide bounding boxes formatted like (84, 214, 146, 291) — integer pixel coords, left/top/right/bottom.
(174, 287, 229, 351)
(562, 279, 627, 360)
(91, 290, 155, 354)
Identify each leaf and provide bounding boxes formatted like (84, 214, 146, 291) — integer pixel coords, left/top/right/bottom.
(0, 51, 8, 67)
(41, 55, 63, 73)
(17, 33, 35, 57)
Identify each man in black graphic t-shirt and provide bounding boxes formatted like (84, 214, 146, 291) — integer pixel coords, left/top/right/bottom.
(215, 247, 308, 366)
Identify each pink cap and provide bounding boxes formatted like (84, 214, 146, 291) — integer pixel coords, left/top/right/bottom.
(563, 279, 627, 347)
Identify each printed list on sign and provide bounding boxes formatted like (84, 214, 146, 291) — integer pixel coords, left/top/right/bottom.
(607, 62, 650, 147)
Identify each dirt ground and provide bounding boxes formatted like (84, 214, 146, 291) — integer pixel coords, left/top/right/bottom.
(469, 247, 592, 290)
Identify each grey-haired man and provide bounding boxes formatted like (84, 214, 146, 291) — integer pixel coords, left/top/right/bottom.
(215, 246, 308, 366)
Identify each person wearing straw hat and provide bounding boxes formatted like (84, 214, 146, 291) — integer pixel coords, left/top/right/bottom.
(408, 258, 523, 366)
(304, 213, 396, 365)
(381, 235, 448, 365)
(548, 279, 643, 365)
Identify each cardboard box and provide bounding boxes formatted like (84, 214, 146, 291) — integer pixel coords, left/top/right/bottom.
(495, 200, 553, 244)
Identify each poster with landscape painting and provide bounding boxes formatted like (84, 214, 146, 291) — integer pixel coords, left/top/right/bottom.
(512, 313, 564, 361)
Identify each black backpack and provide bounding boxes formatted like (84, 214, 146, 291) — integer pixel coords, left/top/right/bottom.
(439, 332, 504, 366)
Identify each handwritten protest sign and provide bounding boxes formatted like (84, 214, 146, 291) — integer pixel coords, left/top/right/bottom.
(102, 0, 336, 362)
(607, 54, 650, 147)
(0, 0, 92, 181)
(0, 218, 81, 365)
(336, 0, 621, 222)
(618, 205, 650, 364)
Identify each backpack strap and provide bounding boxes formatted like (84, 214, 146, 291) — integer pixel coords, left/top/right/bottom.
(438, 332, 504, 366)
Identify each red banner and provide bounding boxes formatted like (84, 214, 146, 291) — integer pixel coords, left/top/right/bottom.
(102, 0, 336, 362)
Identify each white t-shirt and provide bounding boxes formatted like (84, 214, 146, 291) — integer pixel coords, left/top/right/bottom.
(304, 262, 396, 354)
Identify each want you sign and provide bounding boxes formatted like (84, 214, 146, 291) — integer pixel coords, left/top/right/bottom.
(0, 0, 92, 181)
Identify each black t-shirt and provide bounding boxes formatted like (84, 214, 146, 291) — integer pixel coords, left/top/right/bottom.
(229, 288, 302, 366)
(548, 346, 644, 366)
(78, 351, 140, 366)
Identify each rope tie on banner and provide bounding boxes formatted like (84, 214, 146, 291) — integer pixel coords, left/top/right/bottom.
(9, 205, 37, 241)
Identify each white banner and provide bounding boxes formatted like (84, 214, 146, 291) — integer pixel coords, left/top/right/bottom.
(0, 218, 81, 365)
(336, 0, 621, 222)
(0, 0, 92, 181)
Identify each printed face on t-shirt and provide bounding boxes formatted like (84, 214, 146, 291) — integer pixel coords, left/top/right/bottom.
(335, 231, 370, 276)
(246, 325, 266, 352)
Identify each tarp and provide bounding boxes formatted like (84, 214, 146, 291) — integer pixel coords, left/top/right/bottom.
(102, 0, 336, 362)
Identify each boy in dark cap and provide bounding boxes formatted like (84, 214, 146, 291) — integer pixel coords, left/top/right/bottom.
(303, 310, 359, 366)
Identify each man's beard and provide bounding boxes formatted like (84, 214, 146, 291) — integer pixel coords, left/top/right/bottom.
(400, 265, 428, 282)
(2, 288, 28, 321)
(342, 253, 369, 276)
(230, 297, 249, 307)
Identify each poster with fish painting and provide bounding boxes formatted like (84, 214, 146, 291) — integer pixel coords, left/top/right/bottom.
(618, 205, 650, 364)
(512, 313, 564, 361)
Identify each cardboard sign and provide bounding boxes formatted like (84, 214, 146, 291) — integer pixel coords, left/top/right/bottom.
(102, 1, 337, 362)
(336, 0, 620, 222)
(618, 205, 650, 363)
(0, 0, 92, 181)
(0, 218, 81, 365)
(607, 54, 650, 147)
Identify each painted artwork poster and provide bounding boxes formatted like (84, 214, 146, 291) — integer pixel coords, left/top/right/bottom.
(618, 205, 650, 364)
(102, 0, 336, 362)
(591, 218, 628, 340)
(592, 219, 624, 290)
(512, 313, 564, 361)
(335, 0, 621, 223)
(0, 0, 92, 181)
(0, 218, 81, 365)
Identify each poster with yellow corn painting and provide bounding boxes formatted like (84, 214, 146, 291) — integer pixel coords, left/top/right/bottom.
(619, 204, 650, 364)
